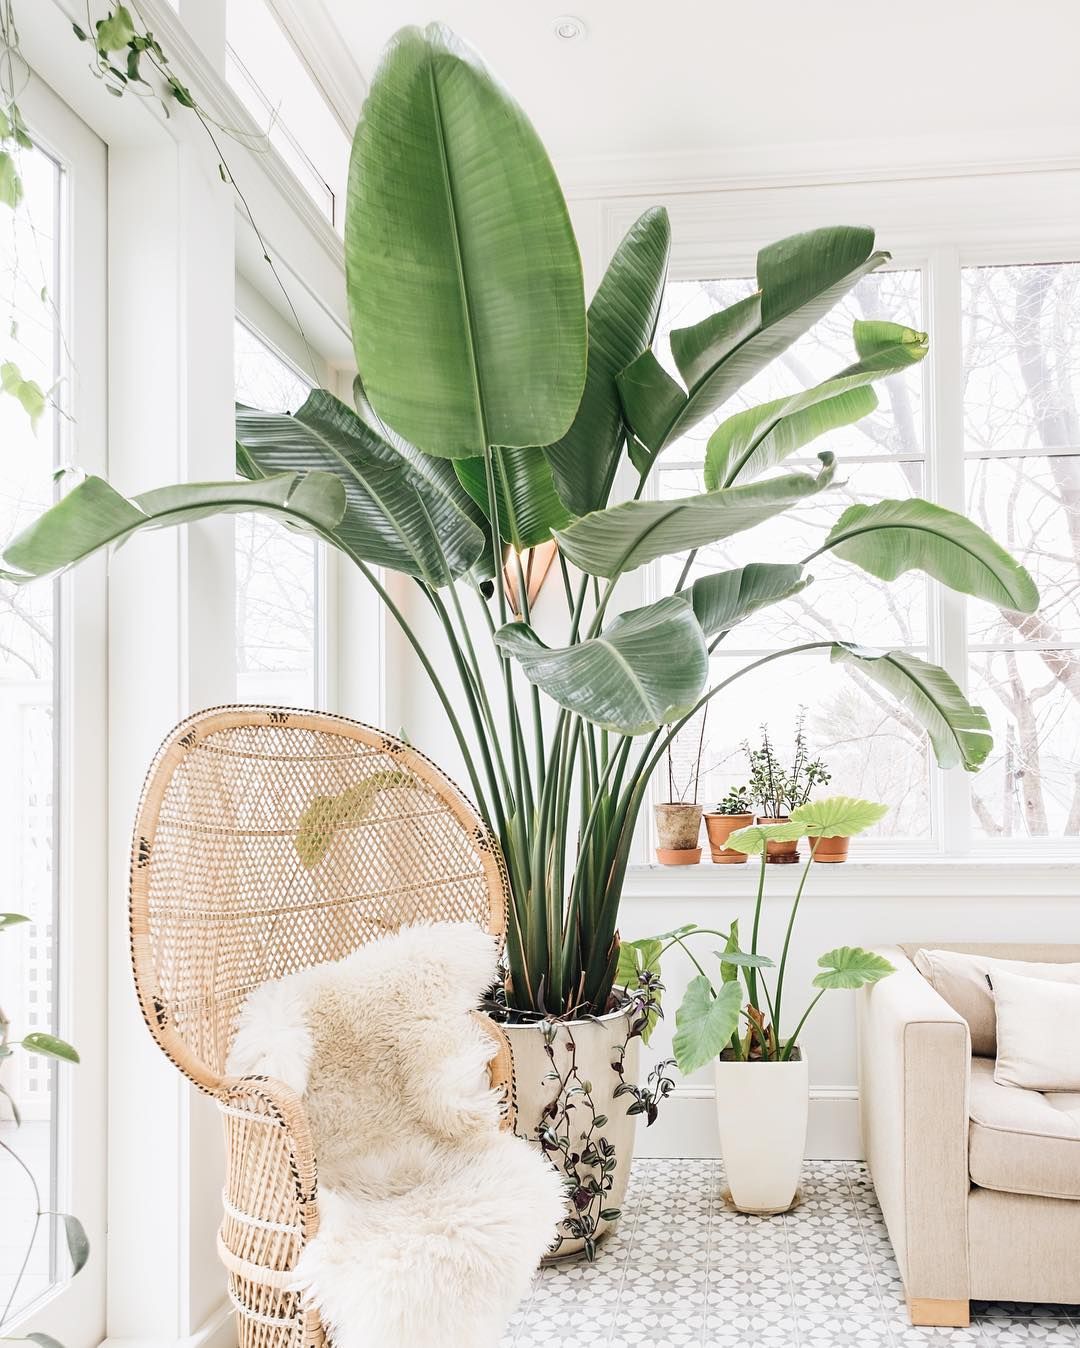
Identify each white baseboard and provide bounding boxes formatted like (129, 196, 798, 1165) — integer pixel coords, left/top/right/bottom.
(637, 1086, 863, 1160)
(100, 1303, 235, 1348)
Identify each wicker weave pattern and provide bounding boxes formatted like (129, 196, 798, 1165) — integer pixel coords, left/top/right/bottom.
(129, 706, 515, 1348)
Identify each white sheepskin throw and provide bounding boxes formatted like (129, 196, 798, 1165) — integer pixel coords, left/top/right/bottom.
(226, 922, 563, 1348)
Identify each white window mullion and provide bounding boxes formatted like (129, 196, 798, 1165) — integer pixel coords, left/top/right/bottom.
(926, 245, 972, 854)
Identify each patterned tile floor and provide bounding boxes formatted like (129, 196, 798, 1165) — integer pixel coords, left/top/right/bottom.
(501, 1160, 1080, 1348)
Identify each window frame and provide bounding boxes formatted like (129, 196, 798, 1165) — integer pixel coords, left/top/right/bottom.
(634, 234, 1080, 861)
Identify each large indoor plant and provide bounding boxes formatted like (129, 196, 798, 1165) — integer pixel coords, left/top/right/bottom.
(629, 798, 895, 1215)
(0, 24, 1038, 1257)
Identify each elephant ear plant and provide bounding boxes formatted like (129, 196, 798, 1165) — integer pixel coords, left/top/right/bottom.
(633, 798, 896, 1074)
(0, 23, 1039, 1030)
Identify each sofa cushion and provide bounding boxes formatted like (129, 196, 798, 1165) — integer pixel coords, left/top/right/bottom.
(911, 948, 1080, 1056)
(969, 1057, 1080, 1201)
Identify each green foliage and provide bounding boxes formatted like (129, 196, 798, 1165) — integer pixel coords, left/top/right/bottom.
(0, 147, 21, 207)
(789, 796, 889, 838)
(642, 798, 892, 1068)
(672, 977, 742, 1075)
(345, 23, 585, 458)
(494, 596, 709, 735)
(714, 784, 752, 815)
(0, 359, 46, 426)
(20, 1032, 80, 1063)
(813, 947, 896, 990)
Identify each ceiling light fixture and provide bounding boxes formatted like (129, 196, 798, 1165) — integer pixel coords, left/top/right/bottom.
(553, 15, 587, 40)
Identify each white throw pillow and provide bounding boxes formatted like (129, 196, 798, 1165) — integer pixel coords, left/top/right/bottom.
(912, 949, 1080, 1056)
(990, 967, 1080, 1092)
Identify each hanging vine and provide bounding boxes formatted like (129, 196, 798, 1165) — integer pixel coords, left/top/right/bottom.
(71, 2, 317, 377)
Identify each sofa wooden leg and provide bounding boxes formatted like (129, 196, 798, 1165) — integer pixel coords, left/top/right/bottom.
(908, 1298, 970, 1328)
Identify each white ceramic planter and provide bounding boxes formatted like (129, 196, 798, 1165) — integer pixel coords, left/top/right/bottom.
(714, 1052, 808, 1214)
(504, 1004, 640, 1259)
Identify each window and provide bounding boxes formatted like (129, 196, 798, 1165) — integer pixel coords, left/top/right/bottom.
(0, 87, 107, 1333)
(963, 263, 1080, 839)
(234, 319, 321, 706)
(653, 256, 1080, 853)
(226, 0, 350, 228)
(654, 270, 930, 841)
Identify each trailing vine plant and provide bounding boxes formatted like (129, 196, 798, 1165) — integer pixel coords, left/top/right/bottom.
(71, 2, 316, 377)
(534, 969, 674, 1261)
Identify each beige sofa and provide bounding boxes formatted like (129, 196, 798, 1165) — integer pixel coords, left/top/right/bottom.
(858, 942, 1080, 1328)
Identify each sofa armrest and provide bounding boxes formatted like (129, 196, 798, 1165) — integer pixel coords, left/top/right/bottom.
(858, 947, 971, 1305)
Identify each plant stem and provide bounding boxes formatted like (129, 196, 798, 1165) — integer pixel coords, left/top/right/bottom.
(0, 1138, 41, 1327)
(780, 990, 825, 1061)
(748, 850, 766, 1011)
(513, 547, 546, 793)
(773, 838, 819, 1040)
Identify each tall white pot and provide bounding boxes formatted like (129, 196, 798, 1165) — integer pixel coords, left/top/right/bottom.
(714, 1052, 808, 1215)
(504, 1004, 639, 1259)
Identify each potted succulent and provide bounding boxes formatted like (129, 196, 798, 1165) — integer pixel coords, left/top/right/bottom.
(654, 730, 706, 865)
(744, 712, 831, 863)
(703, 785, 754, 863)
(0, 25, 1038, 1261)
(628, 798, 895, 1215)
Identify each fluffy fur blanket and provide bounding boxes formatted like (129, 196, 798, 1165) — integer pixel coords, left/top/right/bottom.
(226, 922, 563, 1348)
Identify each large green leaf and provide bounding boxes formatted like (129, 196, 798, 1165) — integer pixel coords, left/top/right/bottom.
(618, 226, 888, 458)
(454, 447, 571, 550)
(236, 389, 488, 583)
(494, 596, 708, 734)
(684, 562, 809, 638)
(672, 976, 743, 1075)
(1, 472, 345, 584)
(554, 455, 836, 578)
(704, 320, 928, 489)
(821, 498, 1039, 614)
(813, 946, 895, 990)
(345, 23, 586, 457)
(615, 935, 664, 1044)
(831, 643, 992, 771)
(542, 208, 671, 516)
(722, 820, 805, 856)
(789, 796, 888, 839)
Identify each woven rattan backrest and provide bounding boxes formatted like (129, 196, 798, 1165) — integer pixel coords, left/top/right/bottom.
(130, 706, 509, 1093)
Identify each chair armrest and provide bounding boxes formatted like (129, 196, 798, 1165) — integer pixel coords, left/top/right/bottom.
(472, 1011, 517, 1133)
(216, 1075, 323, 1342)
(857, 948, 972, 1304)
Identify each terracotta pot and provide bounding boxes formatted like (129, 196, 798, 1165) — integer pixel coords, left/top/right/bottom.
(703, 811, 753, 863)
(654, 802, 703, 864)
(809, 834, 849, 863)
(714, 1049, 808, 1215)
(503, 1004, 640, 1260)
(758, 815, 799, 864)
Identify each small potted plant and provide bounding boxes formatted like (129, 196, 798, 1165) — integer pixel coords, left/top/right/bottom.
(625, 797, 894, 1215)
(744, 711, 831, 863)
(703, 785, 754, 863)
(654, 719, 707, 865)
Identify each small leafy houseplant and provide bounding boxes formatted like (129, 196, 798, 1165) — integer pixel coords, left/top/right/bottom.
(703, 784, 754, 863)
(0, 24, 1039, 1257)
(744, 711, 832, 862)
(628, 797, 893, 1213)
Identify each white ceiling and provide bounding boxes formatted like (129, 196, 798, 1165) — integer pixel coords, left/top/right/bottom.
(307, 0, 1080, 183)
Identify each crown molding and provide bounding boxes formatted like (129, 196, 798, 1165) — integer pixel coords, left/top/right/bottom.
(557, 126, 1080, 201)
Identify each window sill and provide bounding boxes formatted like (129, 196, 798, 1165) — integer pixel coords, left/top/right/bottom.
(622, 854, 1080, 899)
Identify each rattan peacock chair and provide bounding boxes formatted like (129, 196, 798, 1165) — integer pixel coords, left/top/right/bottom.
(129, 706, 516, 1348)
